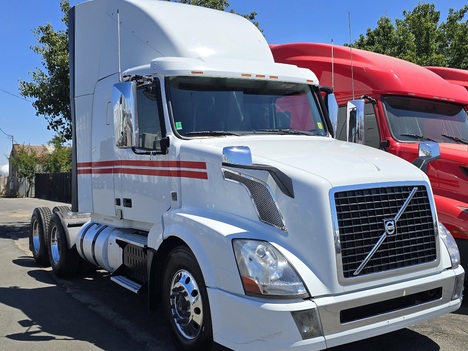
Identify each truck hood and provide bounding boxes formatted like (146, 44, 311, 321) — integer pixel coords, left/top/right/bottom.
(200, 136, 428, 187)
(187, 136, 433, 294)
(439, 142, 468, 162)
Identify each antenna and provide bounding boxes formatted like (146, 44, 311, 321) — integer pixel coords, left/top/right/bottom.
(348, 12, 355, 100)
(117, 9, 122, 82)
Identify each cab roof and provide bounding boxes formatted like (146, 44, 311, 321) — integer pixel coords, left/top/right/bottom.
(271, 42, 468, 105)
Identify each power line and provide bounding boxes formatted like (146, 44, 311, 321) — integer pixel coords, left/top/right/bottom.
(0, 127, 13, 138)
(0, 88, 32, 103)
(0, 127, 16, 144)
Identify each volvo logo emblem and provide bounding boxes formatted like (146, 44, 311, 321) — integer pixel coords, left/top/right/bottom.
(384, 219, 396, 236)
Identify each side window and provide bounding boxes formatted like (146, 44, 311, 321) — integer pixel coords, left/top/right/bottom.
(337, 105, 348, 141)
(136, 82, 164, 150)
(337, 102, 380, 148)
(363, 103, 380, 148)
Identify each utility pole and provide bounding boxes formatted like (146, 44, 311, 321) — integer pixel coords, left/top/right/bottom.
(0, 128, 15, 196)
(0, 127, 14, 162)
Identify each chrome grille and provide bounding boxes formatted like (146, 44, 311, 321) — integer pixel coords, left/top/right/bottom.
(334, 185, 437, 278)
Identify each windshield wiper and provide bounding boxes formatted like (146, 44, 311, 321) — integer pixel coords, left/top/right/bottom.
(185, 131, 240, 137)
(255, 128, 314, 136)
(400, 133, 436, 142)
(441, 133, 468, 145)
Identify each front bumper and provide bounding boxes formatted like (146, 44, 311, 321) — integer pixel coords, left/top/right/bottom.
(208, 267, 464, 351)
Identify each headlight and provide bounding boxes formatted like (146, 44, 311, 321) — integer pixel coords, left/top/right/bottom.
(438, 221, 460, 269)
(233, 239, 308, 298)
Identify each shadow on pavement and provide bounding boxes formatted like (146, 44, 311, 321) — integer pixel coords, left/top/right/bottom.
(8, 256, 177, 351)
(13, 256, 41, 269)
(0, 282, 142, 349)
(0, 224, 29, 241)
(329, 328, 440, 351)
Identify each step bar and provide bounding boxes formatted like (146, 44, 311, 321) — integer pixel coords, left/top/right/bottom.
(110, 275, 144, 294)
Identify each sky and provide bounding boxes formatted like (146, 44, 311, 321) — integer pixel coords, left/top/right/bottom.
(0, 0, 467, 166)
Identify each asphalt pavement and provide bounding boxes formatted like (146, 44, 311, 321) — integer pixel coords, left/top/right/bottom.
(0, 197, 174, 351)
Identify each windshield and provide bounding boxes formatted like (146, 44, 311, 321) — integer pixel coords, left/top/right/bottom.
(383, 96, 468, 144)
(167, 76, 327, 137)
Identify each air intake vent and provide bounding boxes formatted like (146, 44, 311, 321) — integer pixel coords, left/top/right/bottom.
(224, 170, 285, 229)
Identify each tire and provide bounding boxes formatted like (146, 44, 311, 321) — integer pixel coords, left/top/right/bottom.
(47, 212, 81, 278)
(52, 206, 71, 214)
(29, 207, 52, 267)
(162, 246, 213, 351)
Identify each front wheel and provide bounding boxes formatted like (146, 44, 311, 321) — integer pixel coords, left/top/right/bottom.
(47, 212, 80, 278)
(162, 246, 213, 351)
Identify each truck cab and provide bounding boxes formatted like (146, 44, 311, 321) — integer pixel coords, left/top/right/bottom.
(271, 43, 468, 277)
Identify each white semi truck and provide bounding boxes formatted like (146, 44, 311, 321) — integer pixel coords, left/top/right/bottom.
(29, 1, 464, 350)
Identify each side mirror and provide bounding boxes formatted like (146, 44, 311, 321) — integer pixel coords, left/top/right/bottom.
(327, 93, 339, 138)
(347, 100, 365, 144)
(113, 81, 138, 148)
(412, 142, 441, 173)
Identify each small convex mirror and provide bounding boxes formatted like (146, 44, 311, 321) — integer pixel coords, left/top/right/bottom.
(222, 146, 253, 165)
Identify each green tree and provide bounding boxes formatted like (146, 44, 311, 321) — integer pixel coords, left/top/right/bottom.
(19, 1, 71, 141)
(44, 135, 72, 173)
(350, 3, 468, 69)
(353, 17, 398, 57)
(10, 145, 46, 197)
(438, 5, 468, 68)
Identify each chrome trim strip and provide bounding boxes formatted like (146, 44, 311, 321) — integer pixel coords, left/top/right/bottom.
(353, 187, 418, 276)
(317, 273, 455, 336)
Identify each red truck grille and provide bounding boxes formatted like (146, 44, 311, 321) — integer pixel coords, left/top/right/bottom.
(334, 185, 437, 278)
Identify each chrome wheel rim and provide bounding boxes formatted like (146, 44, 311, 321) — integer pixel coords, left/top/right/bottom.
(50, 226, 60, 264)
(32, 219, 40, 254)
(169, 269, 203, 340)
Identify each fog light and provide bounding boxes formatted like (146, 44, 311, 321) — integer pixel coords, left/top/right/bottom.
(452, 272, 465, 301)
(291, 309, 323, 339)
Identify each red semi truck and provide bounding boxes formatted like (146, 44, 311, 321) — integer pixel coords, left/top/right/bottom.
(271, 43, 468, 281)
(426, 66, 468, 91)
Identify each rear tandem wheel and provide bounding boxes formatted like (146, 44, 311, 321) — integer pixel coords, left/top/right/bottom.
(47, 212, 81, 278)
(29, 207, 52, 267)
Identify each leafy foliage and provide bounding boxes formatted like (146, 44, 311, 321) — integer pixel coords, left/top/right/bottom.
(10, 145, 46, 196)
(44, 135, 72, 173)
(350, 4, 468, 69)
(19, 1, 71, 140)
